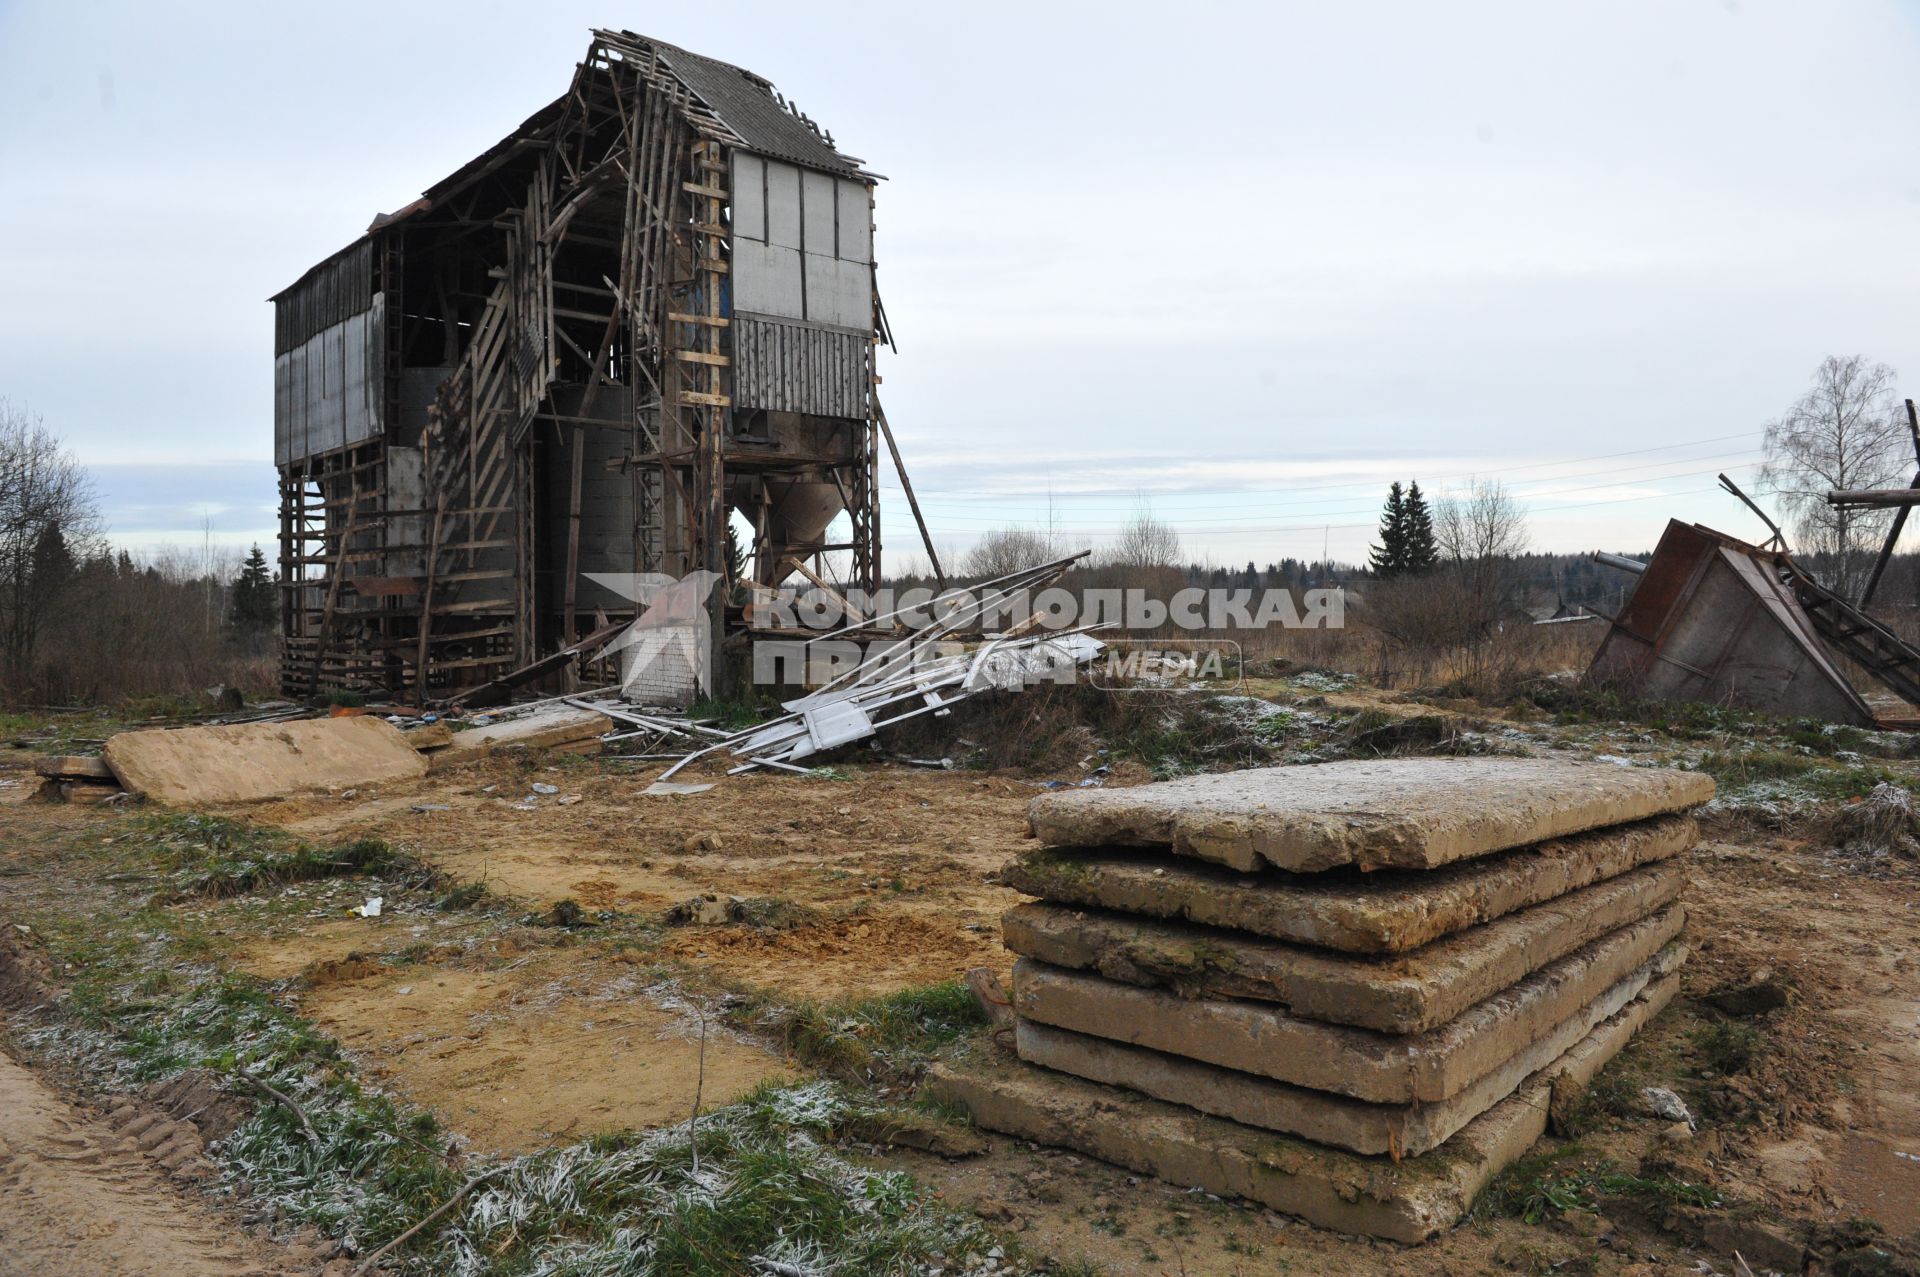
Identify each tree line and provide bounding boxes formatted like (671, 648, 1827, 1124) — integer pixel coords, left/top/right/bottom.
(0, 400, 279, 705)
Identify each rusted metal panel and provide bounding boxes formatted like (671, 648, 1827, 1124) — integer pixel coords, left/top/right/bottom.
(1586, 520, 1875, 724)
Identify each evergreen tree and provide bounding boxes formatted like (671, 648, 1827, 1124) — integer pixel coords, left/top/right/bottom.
(1368, 482, 1408, 576)
(1402, 480, 1439, 572)
(229, 543, 277, 635)
(724, 521, 747, 582)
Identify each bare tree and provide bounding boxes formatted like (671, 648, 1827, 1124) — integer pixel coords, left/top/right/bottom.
(963, 526, 1059, 581)
(0, 401, 101, 689)
(1101, 497, 1182, 574)
(1436, 477, 1528, 568)
(1757, 355, 1910, 597)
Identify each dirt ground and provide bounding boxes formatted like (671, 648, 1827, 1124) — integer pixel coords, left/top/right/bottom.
(0, 1040, 288, 1277)
(4, 688, 1920, 1275)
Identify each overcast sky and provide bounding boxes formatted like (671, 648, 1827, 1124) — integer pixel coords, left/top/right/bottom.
(2, 0, 1917, 568)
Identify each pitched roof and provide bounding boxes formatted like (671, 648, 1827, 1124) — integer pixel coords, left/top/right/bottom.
(604, 31, 870, 179)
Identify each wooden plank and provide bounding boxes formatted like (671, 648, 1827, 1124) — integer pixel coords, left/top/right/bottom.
(678, 390, 732, 407)
(673, 350, 731, 366)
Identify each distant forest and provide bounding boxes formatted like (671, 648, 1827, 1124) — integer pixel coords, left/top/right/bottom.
(1176, 547, 1920, 618)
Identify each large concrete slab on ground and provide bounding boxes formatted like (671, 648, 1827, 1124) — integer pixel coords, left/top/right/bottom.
(1027, 758, 1713, 873)
(103, 716, 428, 805)
(1014, 948, 1684, 1157)
(1002, 861, 1685, 1033)
(1001, 813, 1693, 954)
(926, 972, 1679, 1244)
(1011, 908, 1682, 1104)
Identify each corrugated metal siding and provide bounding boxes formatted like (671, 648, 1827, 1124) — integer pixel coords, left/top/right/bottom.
(274, 293, 386, 465)
(733, 315, 867, 418)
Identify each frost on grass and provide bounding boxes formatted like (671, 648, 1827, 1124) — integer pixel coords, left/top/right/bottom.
(1286, 669, 1356, 694)
(44, 968, 989, 1276)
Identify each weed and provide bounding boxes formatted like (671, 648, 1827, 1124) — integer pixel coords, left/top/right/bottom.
(134, 814, 431, 898)
(1696, 1020, 1766, 1074)
(434, 881, 490, 912)
(687, 693, 778, 730)
(743, 980, 985, 1082)
(1477, 1147, 1720, 1224)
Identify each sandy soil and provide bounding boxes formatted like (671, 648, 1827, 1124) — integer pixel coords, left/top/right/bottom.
(0, 1042, 286, 1277)
(278, 944, 794, 1155)
(247, 756, 1034, 999)
(6, 706, 1920, 1274)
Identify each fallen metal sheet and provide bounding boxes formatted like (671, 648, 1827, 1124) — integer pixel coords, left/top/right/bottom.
(1585, 520, 1874, 724)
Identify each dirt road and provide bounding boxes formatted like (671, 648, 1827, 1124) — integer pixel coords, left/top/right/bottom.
(0, 1044, 282, 1277)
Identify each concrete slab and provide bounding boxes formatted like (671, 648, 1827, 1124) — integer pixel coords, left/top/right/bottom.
(103, 717, 428, 806)
(1012, 908, 1682, 1103)
(928, 971, 1679, 1244)
(1027, 758, 1713, 872)
(1002, 861, 1685, 1033)
(1001, 813, 1694, 954)
(1014, 943, 1685, 1156)
(430, 706, 610, 769)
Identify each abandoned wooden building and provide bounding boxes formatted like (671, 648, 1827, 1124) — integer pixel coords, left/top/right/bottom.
(272, 30, 903, 703)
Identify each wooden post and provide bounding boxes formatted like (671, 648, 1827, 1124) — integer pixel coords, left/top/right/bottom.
(1858, 398, 1920, 610)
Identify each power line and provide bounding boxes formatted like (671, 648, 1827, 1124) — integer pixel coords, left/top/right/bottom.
(879, 429, 1763, 511)
(897, 459, 1763, 530)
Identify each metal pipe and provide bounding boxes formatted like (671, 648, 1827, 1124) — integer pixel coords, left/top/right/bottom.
(1592, 551, 1647, 575)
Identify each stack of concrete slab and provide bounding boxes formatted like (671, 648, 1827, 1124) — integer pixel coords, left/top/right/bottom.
(928, 757, 1714, 1242)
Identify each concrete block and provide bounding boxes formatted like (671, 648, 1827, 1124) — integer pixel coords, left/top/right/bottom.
(103, 716, 428, 805)
(1012, 914, 1682, 1104)
(1014, 946, 1684, 1156)
(926, 970, 1679, 1244)
(1028, 758, 1713, 872)
(1002, 861, 1685, 1033)
(1001, 813, 1694, 953)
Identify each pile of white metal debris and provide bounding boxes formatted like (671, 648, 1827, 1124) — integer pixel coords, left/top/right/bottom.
(570, 553, 1108, 779)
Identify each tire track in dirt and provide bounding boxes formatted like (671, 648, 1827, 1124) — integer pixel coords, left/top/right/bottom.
(0, 1044, 289, 1277)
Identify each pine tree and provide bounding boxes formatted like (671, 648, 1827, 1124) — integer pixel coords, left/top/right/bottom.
(1403, 480, 1439, 573)
(725, 521, 747, 582)
(229, 543, 277, 635)
(1369, 482, 1408, 576)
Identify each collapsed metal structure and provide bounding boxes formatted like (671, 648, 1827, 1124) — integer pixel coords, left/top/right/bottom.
(1587, 517, 1920, 725)
(274, 31, 922, 703)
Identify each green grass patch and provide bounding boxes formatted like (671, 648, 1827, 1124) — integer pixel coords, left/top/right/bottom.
(1476, 1146, 1721, 1224)
(139, 815, 437, 900)
(742, 980, 986, 1082)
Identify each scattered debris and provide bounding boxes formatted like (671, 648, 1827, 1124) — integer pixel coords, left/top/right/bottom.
(426, 705, 612, 769)
(964, 967, 1014, 1026)
(352, 897, 384, 919)
(667, 894, 744, 926)
(643, 781, 716, 797)
(1643, 1086, 1695, 1128)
